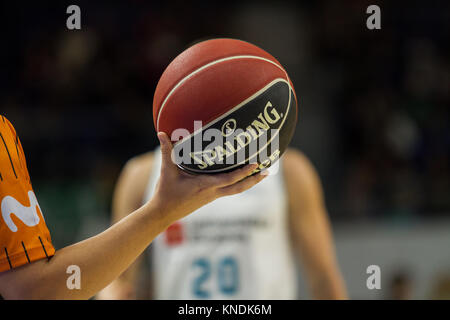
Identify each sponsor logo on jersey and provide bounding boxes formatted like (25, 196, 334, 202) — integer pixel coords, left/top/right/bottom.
(165, 222, 185, 246)
(1, 191, 42, 232)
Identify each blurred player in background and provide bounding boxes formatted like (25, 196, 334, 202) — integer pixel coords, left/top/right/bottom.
(99, 147, 347, 299)
(0, 115, 265, 299)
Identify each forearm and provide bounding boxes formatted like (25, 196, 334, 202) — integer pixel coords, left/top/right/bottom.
(297, 236, 348, 300)
(308, 268, 347, 300)
(293, 212, 348, 300)
(2, 201, 170, 300)
(96, 253, 144, 299)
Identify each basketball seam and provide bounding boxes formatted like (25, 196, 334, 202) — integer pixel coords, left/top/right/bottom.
(156, 55, 288, 131)
(173, 78, 289, 146)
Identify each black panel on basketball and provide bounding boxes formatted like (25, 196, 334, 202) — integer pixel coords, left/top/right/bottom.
(172, 79, 297, 173)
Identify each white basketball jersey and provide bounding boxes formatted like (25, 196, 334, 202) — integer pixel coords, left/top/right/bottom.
(144, 148, 297, 299)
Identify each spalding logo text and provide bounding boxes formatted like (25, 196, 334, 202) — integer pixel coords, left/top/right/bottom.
(190, 101, 282, 169)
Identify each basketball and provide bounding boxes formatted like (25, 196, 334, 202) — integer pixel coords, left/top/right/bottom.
(153, 38, 298, 174)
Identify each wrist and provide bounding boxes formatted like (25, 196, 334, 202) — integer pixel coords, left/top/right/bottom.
(142, 198, 174, 231)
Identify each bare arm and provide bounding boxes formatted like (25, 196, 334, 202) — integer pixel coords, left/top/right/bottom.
(96, 153, 155, 300)
(283, 149, 347, 299)
(0, 133, 265, 299)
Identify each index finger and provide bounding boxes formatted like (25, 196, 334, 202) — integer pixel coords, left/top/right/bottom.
(207, 163, 259, 188)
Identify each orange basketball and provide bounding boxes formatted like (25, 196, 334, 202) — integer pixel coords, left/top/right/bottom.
(153, 38, 298, 173)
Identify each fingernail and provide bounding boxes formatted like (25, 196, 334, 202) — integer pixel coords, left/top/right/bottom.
(157, 132, 165, 144)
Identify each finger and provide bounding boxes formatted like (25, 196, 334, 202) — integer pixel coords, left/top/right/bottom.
(157, 132, 176, 175)
(209, 163, 259, 188)
(217, 172, 267, 197)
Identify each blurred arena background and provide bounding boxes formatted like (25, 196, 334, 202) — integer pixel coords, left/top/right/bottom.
(0, 0, 449, 299)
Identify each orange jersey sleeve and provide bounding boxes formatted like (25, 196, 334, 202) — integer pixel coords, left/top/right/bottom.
(0, 115, 55, 272)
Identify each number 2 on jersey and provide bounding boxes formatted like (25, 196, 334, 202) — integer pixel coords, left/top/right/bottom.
(192, 256, 239, 298)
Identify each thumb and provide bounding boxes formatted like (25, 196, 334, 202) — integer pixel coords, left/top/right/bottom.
(157, 132, 176, 174)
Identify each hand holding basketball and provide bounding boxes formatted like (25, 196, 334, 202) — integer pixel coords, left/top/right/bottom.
(150, 132, 266, 225)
